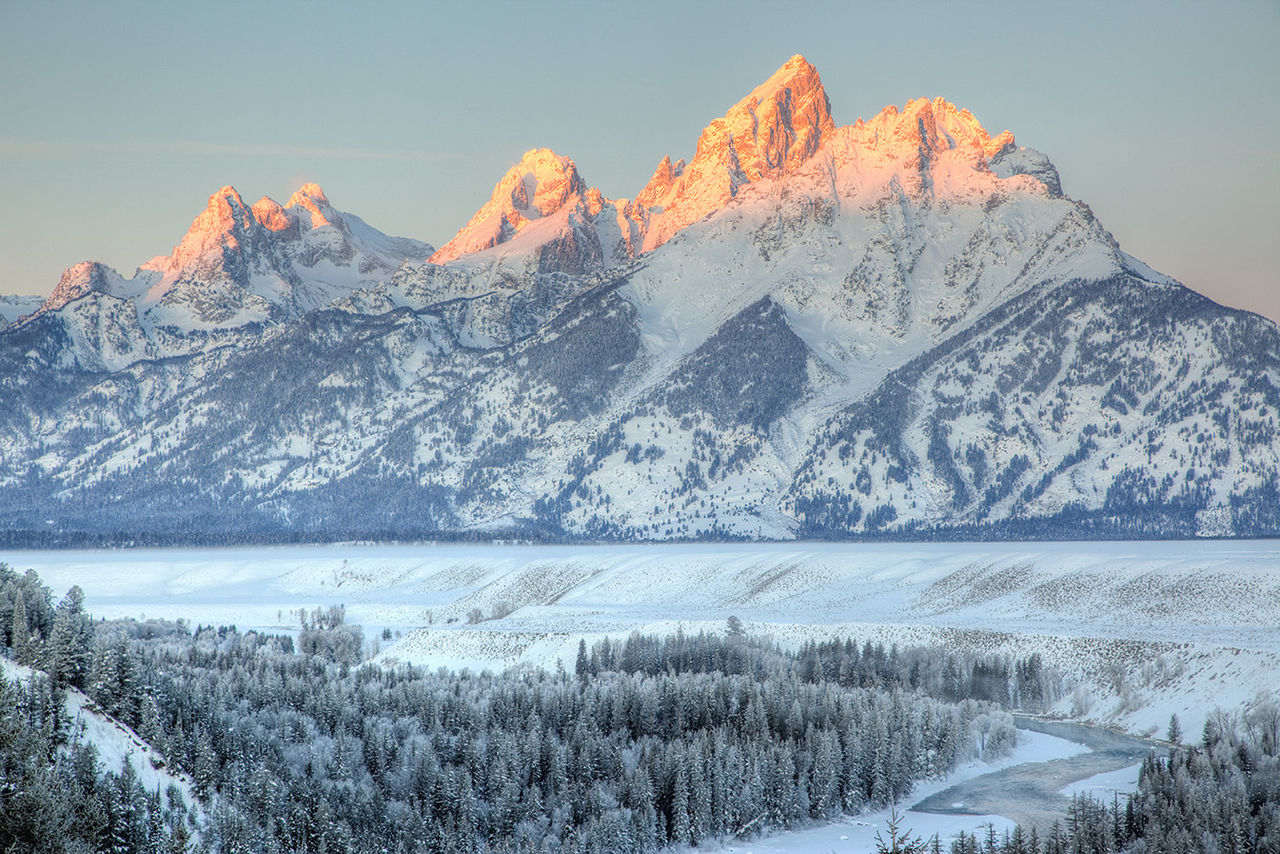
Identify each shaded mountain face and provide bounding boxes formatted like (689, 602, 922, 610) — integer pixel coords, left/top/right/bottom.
(2, 55, 1277, 545)
(0, 294, 45, 325)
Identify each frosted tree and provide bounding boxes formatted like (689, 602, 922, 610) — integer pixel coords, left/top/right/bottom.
(10, 588, 31, 664)
(669, 759, 692, 845)
(140, 694, 165, 755)
(49, 585, 94, 688)
(1244, 699, 1280, 753)
(875, 807, 930, 853)
(809, 728, 841, 817)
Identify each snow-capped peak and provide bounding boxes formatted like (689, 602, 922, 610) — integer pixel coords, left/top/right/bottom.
(139, 185, 260, 280)
(289, 182, 329, 206)
(251, 196, 296, 233)
(798, 96, 1071, 205)
(730, 53, 835, 177)
(633, 53, 835, 252)
(43, 261, 134, 311)
(9, 57, 1278, 550)
(430, 148, 596, 264)
(285, 182, 336, 229)
(24, 182, 433, 361)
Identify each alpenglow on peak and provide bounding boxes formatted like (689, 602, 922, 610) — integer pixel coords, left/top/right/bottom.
(630, 53, 835, 252)
(429, 148, 600, 264)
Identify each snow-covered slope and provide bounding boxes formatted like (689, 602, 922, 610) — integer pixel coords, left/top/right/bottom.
(1, 55, 1277, 543)
(0, 657, 201, 815)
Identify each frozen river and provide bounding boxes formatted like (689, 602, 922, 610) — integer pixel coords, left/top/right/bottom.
(912, 717, 1159, 829)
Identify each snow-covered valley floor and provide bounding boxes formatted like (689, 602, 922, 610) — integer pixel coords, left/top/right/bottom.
(11, 539, 1278, 737)
(7, 539, 1277, 850)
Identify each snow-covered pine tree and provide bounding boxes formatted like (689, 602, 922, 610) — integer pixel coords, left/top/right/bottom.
(49, 585, 94, 688)
(875, 807, 930, 853)
(10, 588, 31, 665)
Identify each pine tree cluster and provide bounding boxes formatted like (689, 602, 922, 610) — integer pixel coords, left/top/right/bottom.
(0, 565, 194, 852)
(0, 673, 197, 853)
(948, 709, 1280, 853)
(118, 623, 1018, 852)
(3, 562, 1032, 853)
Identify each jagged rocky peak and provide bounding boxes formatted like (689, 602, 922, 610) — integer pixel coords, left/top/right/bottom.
(718, 52, 835, 179)
(196, 185, 257, 232)
(285, 182, 337, 229)
(140, 182, 363, 279)
(810, 96, 1073, 202)
(430, 148, 598, 264)
(859, 96, 1014, 160)
(504, 149, 587, 218)
(634, 54, 835, 251)
(289, 182, 329, 206)
(634, 155, 686, 209)
(141, 185, 262, 278)
(159, 183, 342, 253)
(13, 180, 438, 357)
(251, 196, 297, 234)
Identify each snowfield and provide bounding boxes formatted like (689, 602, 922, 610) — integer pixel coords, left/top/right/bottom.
(12, 539, 1278, 741)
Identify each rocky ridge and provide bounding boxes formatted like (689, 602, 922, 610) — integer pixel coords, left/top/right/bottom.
(21, 184, 433, 368)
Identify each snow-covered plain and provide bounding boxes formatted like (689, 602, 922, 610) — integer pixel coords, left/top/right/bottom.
(13, 539, 1278, 733)
(8, 539, 1276, 850)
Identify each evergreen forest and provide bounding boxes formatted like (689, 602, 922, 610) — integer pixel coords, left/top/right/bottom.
(2, 563, 1277, 853)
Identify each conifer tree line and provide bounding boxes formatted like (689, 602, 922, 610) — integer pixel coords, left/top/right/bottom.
(0, 565, 195, 852)
(3, 564, 1030, 852)
(88, 622, 1025, 852)
(581, 631, 1060, 713)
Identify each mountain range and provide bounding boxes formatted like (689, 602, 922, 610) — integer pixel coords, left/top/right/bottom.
(2, 55, 1277, 545)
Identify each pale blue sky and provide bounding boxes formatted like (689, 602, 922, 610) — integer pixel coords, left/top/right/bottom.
(2, 0, 1277, 322)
